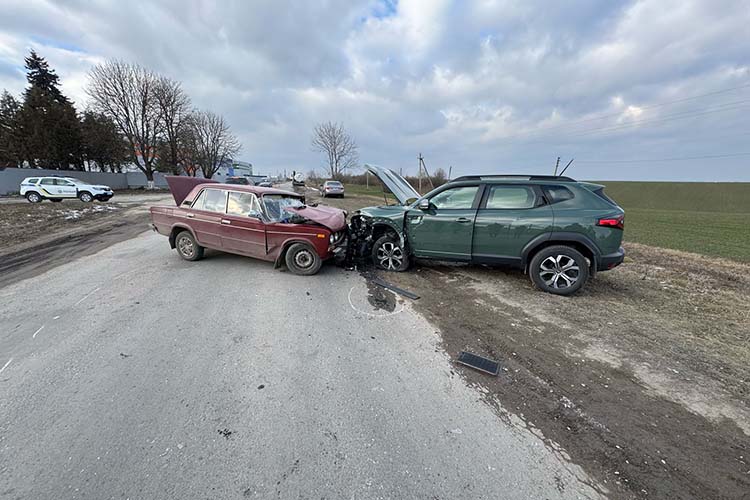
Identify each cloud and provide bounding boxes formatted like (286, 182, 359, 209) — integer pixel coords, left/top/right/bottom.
(0, 0, 748, 180)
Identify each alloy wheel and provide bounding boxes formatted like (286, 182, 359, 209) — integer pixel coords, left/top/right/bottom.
(539, 254, 580, 289)
(376, 241, 404, 270)
(178, 236, 195, 258)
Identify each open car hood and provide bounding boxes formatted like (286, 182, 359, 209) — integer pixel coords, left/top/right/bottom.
(165, 175, 218, 206)
(287, 204, 347, 232)
(364, 164, 421, 205)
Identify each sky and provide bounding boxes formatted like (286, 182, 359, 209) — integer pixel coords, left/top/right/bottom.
(0, 0, 748, 181)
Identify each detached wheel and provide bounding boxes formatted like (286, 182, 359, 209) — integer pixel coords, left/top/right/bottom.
(529, 245, 589, 295)
(285, 243, 322, 275)
(175, 231, 204, 261)
(372, 235, 410, 272)
(26, 192, 42, 203)
(78, 191, 93, 203)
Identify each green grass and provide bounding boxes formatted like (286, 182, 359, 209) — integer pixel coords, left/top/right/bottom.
(596, 181, 750, 262)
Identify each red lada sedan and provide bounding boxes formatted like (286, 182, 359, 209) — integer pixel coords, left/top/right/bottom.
(150, 177, 347, 275)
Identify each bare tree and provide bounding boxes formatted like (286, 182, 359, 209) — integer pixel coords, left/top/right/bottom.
(190, 110, 241, 179)
(155, 76, 191, 175)
(86, 61, 162, 187)
(311, 121, 358, 179)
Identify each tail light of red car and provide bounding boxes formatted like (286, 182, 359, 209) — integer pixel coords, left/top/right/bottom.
(597, 214, 624, 230)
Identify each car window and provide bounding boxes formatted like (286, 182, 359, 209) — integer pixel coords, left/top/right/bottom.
(191, 188, 227, 212)
(26, 178, 39, 184)
(262, 194, 305, 223)
(55, 179, 76, 186)
(543, 185, 575, 204)
(485, 185, 537, 209)
(40, 178, 55, 185)
(227, 191, 262, 217)
(429, 186, 479, 209)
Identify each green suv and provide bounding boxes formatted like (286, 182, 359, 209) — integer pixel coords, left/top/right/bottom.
(354, 165, 625, 295)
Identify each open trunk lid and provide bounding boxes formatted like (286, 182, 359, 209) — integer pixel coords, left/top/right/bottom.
(165, 175, 218, 206)
(364, 164, 421, 205)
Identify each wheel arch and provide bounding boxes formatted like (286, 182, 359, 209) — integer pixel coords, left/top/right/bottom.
(168, 224, 197, 249)
(522, 232, 600, 274)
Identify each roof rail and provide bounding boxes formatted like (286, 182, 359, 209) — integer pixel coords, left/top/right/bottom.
(451, 174, 576, 182)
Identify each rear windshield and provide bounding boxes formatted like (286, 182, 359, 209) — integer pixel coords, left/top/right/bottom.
(326, 181, 343, 187)
(262, 194, 305, 223)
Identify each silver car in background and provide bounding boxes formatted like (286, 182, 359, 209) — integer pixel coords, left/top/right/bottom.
(320, 180, 345, 198)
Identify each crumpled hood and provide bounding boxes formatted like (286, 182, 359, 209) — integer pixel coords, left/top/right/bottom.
(287, 204, 347, 232)
(165, 175, 218, 205)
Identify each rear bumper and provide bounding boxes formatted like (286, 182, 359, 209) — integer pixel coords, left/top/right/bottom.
(597, 247, 625, 271)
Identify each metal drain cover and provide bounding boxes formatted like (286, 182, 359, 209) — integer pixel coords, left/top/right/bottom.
(456, 351, 500, 376)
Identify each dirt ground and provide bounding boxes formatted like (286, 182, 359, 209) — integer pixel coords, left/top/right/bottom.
(379, 241, 750, 499)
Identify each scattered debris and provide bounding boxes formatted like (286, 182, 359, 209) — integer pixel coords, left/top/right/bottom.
(119, 352, 131, 358)
(257, 384, 265, 390)
(217, 428, 233, 439)
(370, 276, 420, 300)
(456, 351, 500, 376)
(177, 443, 185, 450)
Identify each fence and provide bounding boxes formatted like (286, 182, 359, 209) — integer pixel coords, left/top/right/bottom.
(0, 167, 170, 195)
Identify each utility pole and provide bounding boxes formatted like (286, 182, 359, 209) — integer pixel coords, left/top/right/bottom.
(418, 153, 423, 193)
(448, 166, 452, 180)
(418, 154, 435, 190)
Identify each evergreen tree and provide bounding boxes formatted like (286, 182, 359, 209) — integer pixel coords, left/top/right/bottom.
(16, 50, 83, 169)
(81, 111, 129, 172)
(0, 90, 22, 167)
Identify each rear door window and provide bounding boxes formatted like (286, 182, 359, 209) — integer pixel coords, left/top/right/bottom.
(200, 189, 228, 213)
(40, 178, 55, 186)
(429, 186, 479, 209)
(485, 185, 537, 209)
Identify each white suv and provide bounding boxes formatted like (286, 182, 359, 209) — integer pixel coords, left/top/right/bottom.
(20, 176, 114, 203)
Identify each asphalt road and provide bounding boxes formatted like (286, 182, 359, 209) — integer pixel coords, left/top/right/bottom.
(0, 231, 603, 499)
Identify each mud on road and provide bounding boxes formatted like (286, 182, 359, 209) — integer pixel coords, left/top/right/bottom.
(384, 244, 750, 499)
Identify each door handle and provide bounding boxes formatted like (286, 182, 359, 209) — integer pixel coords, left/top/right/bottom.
(221, 219, 231, 225)
(455, 217, 471, 223)
(185, 213, 195, 218)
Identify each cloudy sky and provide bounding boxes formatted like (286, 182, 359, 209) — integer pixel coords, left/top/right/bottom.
(1, 0, 748, 180)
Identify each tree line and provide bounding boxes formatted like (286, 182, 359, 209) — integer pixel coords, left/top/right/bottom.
(0, 51, 240, 184)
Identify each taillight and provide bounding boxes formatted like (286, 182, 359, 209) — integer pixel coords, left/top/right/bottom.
(597, 214, 624, 230)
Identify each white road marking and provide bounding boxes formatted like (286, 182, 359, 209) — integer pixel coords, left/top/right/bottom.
(53, 315, 60, 320)
(74, 287, 101, 306)
(32, 325, 45, 339)
(0, 358, 12, 375)
(347, 286, 405, 318)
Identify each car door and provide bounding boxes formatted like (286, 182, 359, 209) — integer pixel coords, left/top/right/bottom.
(187, 188, 227, 249)
(55, 179, 78, 198)
(38, 178, 59, 197)
(405, 184, 481, 260)
(220, 191, 267, 259)
(471, 184, 553, 265)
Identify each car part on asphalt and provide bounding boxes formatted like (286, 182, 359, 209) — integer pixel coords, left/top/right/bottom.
(456, 351, 500, 376)
(370, 276, 420, 300)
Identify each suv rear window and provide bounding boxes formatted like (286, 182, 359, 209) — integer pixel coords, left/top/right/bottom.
(591, 187, 618, 207)
(543, 186, 575, 204)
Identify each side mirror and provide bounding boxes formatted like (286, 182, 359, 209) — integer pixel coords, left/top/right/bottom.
(418, 199, 430, 210)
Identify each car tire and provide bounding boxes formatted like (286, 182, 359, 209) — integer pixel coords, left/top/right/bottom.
(529, 245, 589, 296)
(175, 230, 204, 261)
(78, 191, 93, 203)
(285, 243, 322, 276)
(372, 234, 410, 272)
(26, 192, 42, 203)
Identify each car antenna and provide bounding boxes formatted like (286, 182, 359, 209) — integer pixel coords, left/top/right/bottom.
(553, 156, 560, 176)
(559, 158, 574, 176)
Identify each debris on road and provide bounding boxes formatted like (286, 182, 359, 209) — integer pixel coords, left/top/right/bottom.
(456, 351, 500, 376)
(370, 276, 420, 300)
(119, 352, 131, 358)
(217, 428, 233, 439)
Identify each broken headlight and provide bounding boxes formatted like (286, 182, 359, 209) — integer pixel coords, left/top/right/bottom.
(330, 231, 346, 245)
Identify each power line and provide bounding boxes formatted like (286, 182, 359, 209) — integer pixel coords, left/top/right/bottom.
(520, 82, 750, 136)
(576, 152, 750, 163)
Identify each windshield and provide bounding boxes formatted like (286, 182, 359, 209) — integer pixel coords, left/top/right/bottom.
(262, 194, 306, 223)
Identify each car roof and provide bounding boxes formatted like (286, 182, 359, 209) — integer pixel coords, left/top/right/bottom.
(450, 175, 577, 184)
(202, 183, 299, 197)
